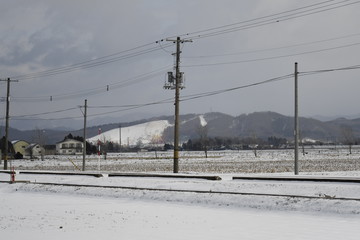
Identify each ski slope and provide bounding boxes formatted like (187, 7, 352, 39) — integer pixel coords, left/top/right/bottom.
(87, 120, 172, 146)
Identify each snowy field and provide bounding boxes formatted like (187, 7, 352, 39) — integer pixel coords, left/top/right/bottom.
(1, 149, 360, 239)
(7, 147, 360, 173)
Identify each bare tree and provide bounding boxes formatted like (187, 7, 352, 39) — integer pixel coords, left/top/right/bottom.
(341, 126, 355, 154)
(197, 124, 209, 158)
(100, 135, 108, 160)
(250, 132, 258, 157)
(33, 127, 46, 160)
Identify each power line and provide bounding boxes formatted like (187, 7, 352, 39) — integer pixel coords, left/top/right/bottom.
(180, 74, 294, 102)
(183, 42, 360, 67)
(8, 107, 79, 118)
(299, 64, 360, 76)
(11, 43, 174, 81)
(10, 65, 172, 102)
(9, 98, 175, 121)
(183, 32, 360, 59)
(8, 1, 358, 82)
(179, 0, 338, 38)
(87, 97, 174, 109)
(8, 74, 294, 121)
(8, 62, 360, 122)
(181, 0, 360, 41)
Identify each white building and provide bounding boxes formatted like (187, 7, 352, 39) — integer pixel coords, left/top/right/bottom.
(25, 143, 45, 158)
(56, 139, 83, 155)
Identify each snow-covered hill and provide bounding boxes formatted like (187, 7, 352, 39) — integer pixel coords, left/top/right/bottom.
(87, 120, 172, 147)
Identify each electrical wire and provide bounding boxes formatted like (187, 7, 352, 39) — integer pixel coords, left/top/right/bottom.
(183, 42, 360, 68)
(4, 0, 360, 120)
(183, 32, 360, 59)
(9, 98, 176, 121)
(10, 65, 172, 102)
(9, 74, 294, 121)
(10, 62, 360, 121)
(9, 0, 358, 82)
(181, 0, 360, 41)
(88, 97, 174, 109)
(180, 74, 294, 102)
(6, 0, 358, 105)
(175, 0, 338, 39)
(299, 64, 360, 76)
(11, 42, 174, 81)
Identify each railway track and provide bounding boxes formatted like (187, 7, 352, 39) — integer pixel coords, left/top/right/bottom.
(2, 180, 359, 202)
(1, 171, 360, 202)
(26, 181, 360, 202)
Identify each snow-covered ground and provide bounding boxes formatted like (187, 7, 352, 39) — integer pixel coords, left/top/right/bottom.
(1, 149, 360, 239)
(1, 184, 359, 240)
(8, 148, 360, 173)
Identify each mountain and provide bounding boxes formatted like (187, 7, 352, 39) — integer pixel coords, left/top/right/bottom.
(2, 111, 360, 145)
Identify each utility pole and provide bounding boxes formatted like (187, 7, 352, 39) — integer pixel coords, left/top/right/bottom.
(119, 124, 122, 152)
(1, 78, 18, 170)
(97, 128, 101, 171)
(294, 62, 299, 175)
(82, 99, 87, 171)
(165, 37, 192, 173)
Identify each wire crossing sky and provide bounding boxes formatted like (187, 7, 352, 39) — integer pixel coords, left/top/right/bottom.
(1, 0, 360, 130)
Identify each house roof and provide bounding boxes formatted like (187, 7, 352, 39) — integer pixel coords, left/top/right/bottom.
(12, 140, 30, 145)
(26, 143, 42, 150)
(56, 138, 83, 144)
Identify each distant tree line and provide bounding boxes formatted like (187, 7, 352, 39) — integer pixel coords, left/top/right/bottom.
(182, 136, 288, 151)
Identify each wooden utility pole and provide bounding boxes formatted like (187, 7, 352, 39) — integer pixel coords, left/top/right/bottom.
(82, 99, 87, 171)
(1, 78, 18, 170)
(166, 37, 192, 173)
(173, 37, 181, 173)
(294, 62, 299, 175)
(119, 124, 122, 151)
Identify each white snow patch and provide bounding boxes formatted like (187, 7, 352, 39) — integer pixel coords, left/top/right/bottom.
(87, 120, 172, 146)
(199, 115, 207, 127)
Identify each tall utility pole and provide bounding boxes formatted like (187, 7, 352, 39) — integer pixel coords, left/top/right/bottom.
(82, 99, 87, 171)
(1, 78, 18, 170)
(119, 124, 122, 151)
(165, 37, 192, 173)
(294, 62, 299, 175)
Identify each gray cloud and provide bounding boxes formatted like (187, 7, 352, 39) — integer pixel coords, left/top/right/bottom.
(1, 0, 360, 130)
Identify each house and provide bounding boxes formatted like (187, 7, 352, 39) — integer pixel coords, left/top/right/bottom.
(25, 143, 45, 158)
(56, 138, 84, 155)
(12, 140, 30, 156)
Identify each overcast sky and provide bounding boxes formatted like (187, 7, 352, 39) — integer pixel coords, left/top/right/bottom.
(1, 0, 360, 129)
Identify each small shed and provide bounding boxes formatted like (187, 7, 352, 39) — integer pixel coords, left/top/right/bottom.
(25, 143, 45, 158)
